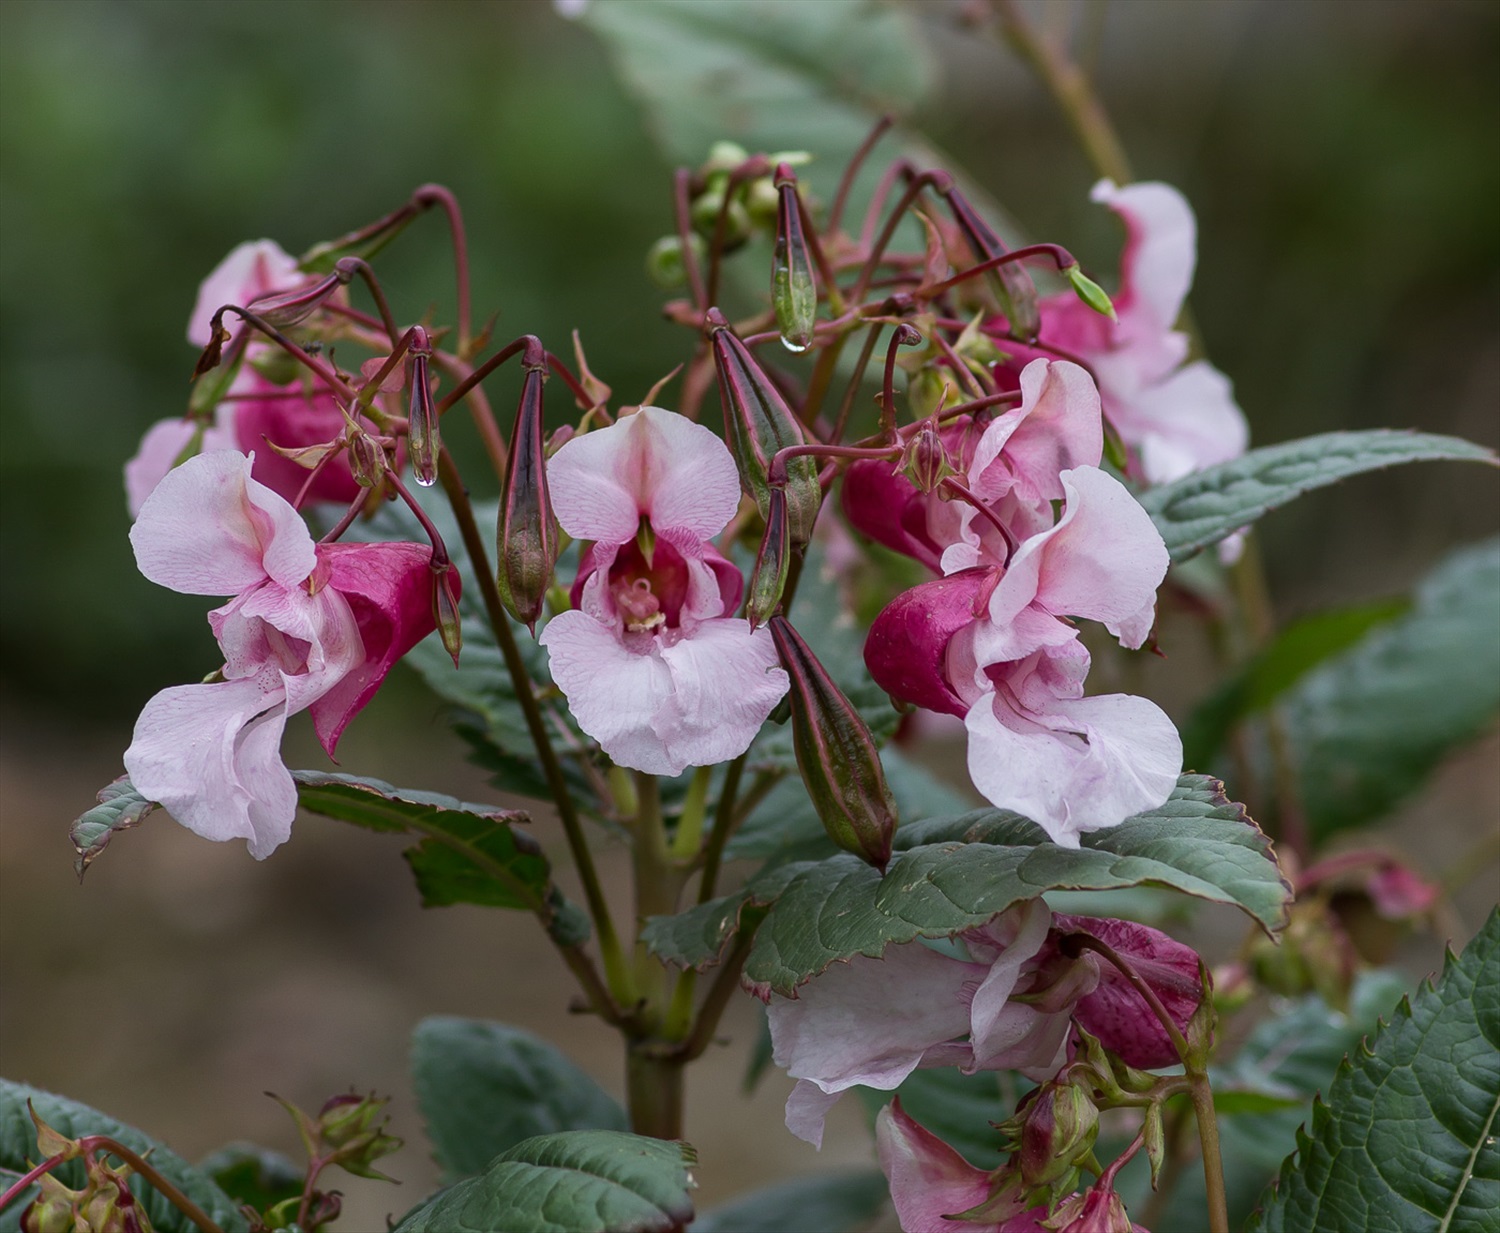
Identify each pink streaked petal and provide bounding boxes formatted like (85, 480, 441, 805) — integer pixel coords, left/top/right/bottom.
(1124, 360, 1248, 485)
(652, 618, 788, 770)
(876, 1102, 1001, 1233)
(1091, 180, 1196, 335)
(124, 676, 296, 859)
(966, 688, 1182, 846)
(994, 468, 1167, 645)
(188, 240, 301, 347)
(125, 414, 240, 519)
(1055, 914, 1202, 1070)
(768, 943, 982, 1097)
(548, 406, 741, 544)
(969, 361, 1103, 508)
(130, 451, 316, 596)
(308, 541, 439, 756)
(866, 573, 987, 717)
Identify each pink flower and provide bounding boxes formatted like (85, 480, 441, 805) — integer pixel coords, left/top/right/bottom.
(539, 406, 789, 776)
(877, 1101, 1052, 1233)
(841, 360, 1103, 571)
(123, 451, 439, 858)
(187, 239, 303, 348)
(764, 901, 1082, 1147)
(998, 182, 1247, 485)
(867, 467, 1181, 845)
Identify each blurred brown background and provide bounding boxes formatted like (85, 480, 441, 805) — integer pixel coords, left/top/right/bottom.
(2, 1, 1497, 1227)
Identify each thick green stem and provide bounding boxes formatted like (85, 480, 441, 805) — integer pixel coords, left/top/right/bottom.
(625, 1048, 686, 1140)
(1189, 1071, 1230, 1233)
(434, 450, 632, 1006)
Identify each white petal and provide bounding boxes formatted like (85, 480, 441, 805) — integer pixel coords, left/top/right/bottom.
(653, 619, 788, 769)
(547, 406, 741, 544)
(1127, 360, 1249, 484)
(124, 677, 296, 859)
(784, 1080, 842, 1149)
(1092, 180, 1196, 335)
(966, 899, 1052, 1064)
(130, 451, 315, 596)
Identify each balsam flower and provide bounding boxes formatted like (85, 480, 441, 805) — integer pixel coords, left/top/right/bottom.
(123, 450, 439, 858)
(996, 181, 1247, 485)
(539, 406, 789, 775)
(126, 240, 367, 515)
(866, 466, 1181, 845)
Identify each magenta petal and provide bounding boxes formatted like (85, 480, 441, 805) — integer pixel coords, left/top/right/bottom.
(1056, 915, 1202, 1070)
(308, 541, 441, 756)
(875, 1102, 1007, 1233)
(232, 372, 365, 505)
(841, 458, 945, 570)
(866, 572, 987, 717)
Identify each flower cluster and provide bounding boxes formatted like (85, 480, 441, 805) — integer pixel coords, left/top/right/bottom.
(850, 358, 1183, 845)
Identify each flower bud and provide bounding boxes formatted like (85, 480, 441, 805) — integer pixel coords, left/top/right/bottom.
(645, 234, 706, 290)
(406, 327, 439, 487)
(348, 430, 387, 488)
(900, 424, 955, 494)
(768, 617, 897, 870)
(313, 1092, 403, 1181)
(298, 202, 417, 274)
(771, 164, 817, 352)
(746, 487, 791, 628)
(20, 1174, 85, 1233)
(941, 185, 1040, 342)
(1142, 1099, 1166, 1189)
(79, 1172, 150, 1233)
(495, 362, 557, 631)
(692, 188, 752, 250)
(1016, 1082, 1099, 1191)
(1064, 263, 1117, 321)
(1048, 1185, 1135, 1233)
(248, 262, 352, 330)
(431, 561, 463, 667)
(707, 310, 822, 541)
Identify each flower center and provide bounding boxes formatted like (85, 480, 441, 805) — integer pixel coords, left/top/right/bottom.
(608, 534, 690, 633)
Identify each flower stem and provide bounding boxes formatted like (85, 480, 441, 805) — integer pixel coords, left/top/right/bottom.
(412, 184, 472, 352)
(434, 449, 632, 1007)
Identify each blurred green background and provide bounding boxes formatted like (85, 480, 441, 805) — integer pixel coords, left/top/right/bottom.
(1, 0, 1496, 1226)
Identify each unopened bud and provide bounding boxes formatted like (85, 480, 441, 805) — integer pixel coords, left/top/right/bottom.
(772, 164, 817, 352)
(20, 1174, 85, 1233)
(1143, 1099, 1166, 1188)
(746, 488, 791, 628)
(707, 310, 822, 541)
(298, 202, 417, 275)
(314, 1091, 403, 1181)
(1064, 263, 1117, 321)
(249, 262, 351, 330)
(349, 430, 386, 488)
(431, 561, 463, 666)
(646, 234, 706, 290)
(905, 366, 956, 421)
(692, 188, 752, 250)
(1184, 959, 1217, 1067)
(768, 617, 897, 870)
(1017, 1082, 1099, 1190)
(406, 328, 439, 487)
(495, 360, 557, 631)
(941, 185, 1040, 342)
(1048, 1185, 1134, 1233)
(901, 425, 954, 494)
(80, 1172, 151, 1233)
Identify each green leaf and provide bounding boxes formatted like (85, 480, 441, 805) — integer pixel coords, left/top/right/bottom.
(1279, 538, 1500, 840)
(411, 1018, 627, 1184)
(648, 775, 1288, 995)
(1249, 910, 1500, 1233)
(856, 1069, 1016, 1170)
(688, 1170, 888, 1233)
(293, 771, 551, 911)
(69, 776, 159, 879)
(1182, 598, 1409, 769)
(578, 0, 931, 206)
(0, 1080, 249, 1233)
(1140, 431, 1497, 561)
(391, 1130, 697, 1233)
(196, 1142, 304, 1216)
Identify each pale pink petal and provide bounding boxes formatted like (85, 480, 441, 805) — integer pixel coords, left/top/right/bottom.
(307, 541, 440, 756)
(124, 676, 296, 859)
(1092, 180, 1196, 335)
(964, 605, 1080, 680)
(188, 240, 300, 346)
(548, 406, 741, 544)
(540, 611, 681, 774)
(969, 361, 1103, 508)
(130, 451, 316, 595)
(784, 1081, 843, 1151)
(1123, 360, 1248, 485)
(768, 944, 981, 1093)
(652, 618, 788, 769)
(965, 687, 1182, 846)
(990, 467, 1167, 648)
(876, 1102, 1001, 1233)
(125, 415, 239, 518)
(966, 899, 1053, 1065)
